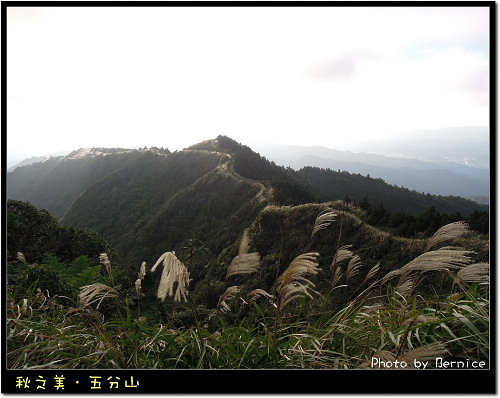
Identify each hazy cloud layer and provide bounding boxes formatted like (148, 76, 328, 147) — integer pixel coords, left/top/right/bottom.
(6, 6, 490, 164)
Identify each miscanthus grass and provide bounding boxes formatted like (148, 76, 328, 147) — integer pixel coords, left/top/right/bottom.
(7, 207, 489, 369)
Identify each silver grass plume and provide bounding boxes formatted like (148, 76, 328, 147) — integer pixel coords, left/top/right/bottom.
(17, 252, 26, 264)
(151, 252, 191, 303)
(99, 253, 112, 279)
(135, 261, 147, 295)
(276, 252, 320, 311)
(138, 261, 146, 280)
(331, 267, 343, 288)
(396, 275, 418, 298)
(400, 248, 473, 279)
(217, 286, 240, 312)
(381, 269, 402, 285)
(79, 283, 118, 309)
(363, 263, 380, 284)
(331, 245, 353, 271)
(346, 254, 363, 283)
(226, 229, 261, 279)
(135, 279, 142, 295)
(425, 221, 469, 252)
(249, 289, 274, 302)
(456, 262, 489, 283)
(311, 209, 337, 239)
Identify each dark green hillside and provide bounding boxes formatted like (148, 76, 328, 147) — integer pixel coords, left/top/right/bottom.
(7, 200, 109, 266)
(190, 199, 488, 311)
(7, 150, 150, 219)
(298, 166, 487, 216)
(6, 136, 488, 268)
(60, 150, 226, 257)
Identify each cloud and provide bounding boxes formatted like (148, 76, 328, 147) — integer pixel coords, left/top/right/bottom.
(6, 5, 491, 160)
(308, 51, 378, 81)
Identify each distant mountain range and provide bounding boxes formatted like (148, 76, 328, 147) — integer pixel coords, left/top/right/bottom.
(252, 131, 489, 201)
(335, 126, 489, 168)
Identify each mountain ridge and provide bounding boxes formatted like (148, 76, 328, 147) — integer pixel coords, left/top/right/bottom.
(251, 142, 489, 199)
(7, 135, 488, 264)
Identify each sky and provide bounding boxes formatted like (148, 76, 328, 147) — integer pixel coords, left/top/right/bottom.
(6, 5, 490, 166)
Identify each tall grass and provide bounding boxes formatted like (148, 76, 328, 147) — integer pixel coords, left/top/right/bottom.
(7, 207, 489, 369)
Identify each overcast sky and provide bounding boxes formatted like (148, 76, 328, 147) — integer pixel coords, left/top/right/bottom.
(6, 5, 490, 166)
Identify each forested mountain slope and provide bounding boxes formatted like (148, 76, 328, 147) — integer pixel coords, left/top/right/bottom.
(7, 136, 487, 265)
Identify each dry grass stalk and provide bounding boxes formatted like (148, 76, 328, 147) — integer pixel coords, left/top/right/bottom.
(372, 350, 396, 362)
(138, 261, 146, 280)
(403, 315, 439, 326)
(331, 267, 343, 288)
(381, 268, 402, 285)
(276, 252, 320, 310)
(99, 253, 112, 279)
(79, 283, 118, 309)
(456, 262, 489, 283)
(396, 276, 417, 298)
(346, 254, 362, 283)
(425, 221, 469, 252)
(151, 252, 191, 302)
(400, 249, 473, 278)
(331, 245, 353, 271)
(135, 261, 147, 295)
(249, 289, 274, 302)
(17, 252, 26, 264)
(217, 286, 240, 312)
(399, 342, 449, 365)
(311, 209, 337, 239)
(226, 229, 261, 279)
(363, 263, 380, 284)
(135, 279, 142, 295)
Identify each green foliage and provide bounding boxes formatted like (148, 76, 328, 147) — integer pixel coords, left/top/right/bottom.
(7, 138, 487, 271)
(6, 137, 490, 371)
(298, 166, 487, 216)
(7, 200, 109, 265)
(7, 203, 489, 370)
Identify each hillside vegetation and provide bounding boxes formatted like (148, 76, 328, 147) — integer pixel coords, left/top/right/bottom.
(7, 136, 488, 266)
(6, 136, 490, 374)
(7, 198, 489, 372)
